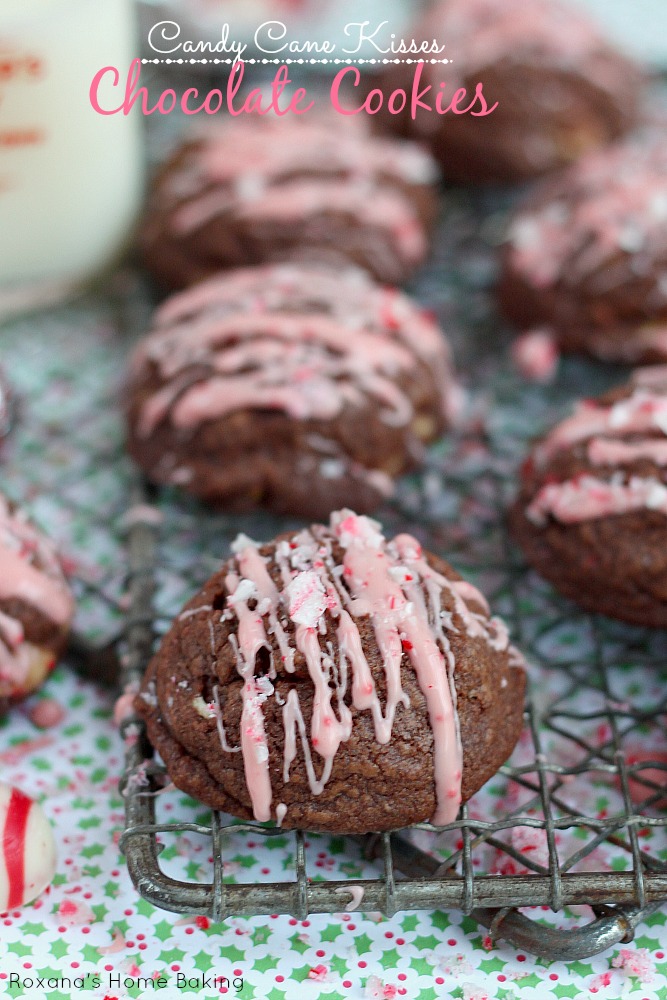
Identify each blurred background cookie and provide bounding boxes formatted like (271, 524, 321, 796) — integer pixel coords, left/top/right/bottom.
(378, 0, 644, 184)
(125, 264, 459, 518)
(510, 366, 667, 626)
(499, 132, 667, 363)
(140, 115, 440, 289)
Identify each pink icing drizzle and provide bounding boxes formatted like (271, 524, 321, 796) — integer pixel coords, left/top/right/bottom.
(591, 326, 667, 365)
(218, 510, 515, 826)
(526, 475, 667, 526)
(236, 543, 294, 672)
(224, 571, 273, 821)
(336, 518, 462, 824)
(527, 370, 667, 527)
(164, 116, 437, 268)
(174, 179, 426, 267)
(633, 365, 667, 390)
(587, 438, 667, 467)
(282, 688, 334, 795)
(535, 389, 667, 466)
(133, 267, 456, 442)
(0, 495, 73, 687)
(197, 118, 437, 188)
(508, 136, 667, 290)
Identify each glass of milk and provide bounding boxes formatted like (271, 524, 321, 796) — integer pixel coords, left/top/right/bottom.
(0, 0, 144, 317)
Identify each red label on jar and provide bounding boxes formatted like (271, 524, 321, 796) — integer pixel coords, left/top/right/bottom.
(0, 129, 44, 148)
(0, 52, 44, 82)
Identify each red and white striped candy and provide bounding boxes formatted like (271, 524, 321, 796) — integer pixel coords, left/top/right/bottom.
(0, 783, 56, 909)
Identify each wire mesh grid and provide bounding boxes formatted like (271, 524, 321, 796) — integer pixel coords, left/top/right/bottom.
(1, 187, 666, 960)
(116, 426, 667, 959)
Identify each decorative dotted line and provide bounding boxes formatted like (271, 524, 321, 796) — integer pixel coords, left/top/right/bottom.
(140, 57, 451, 65)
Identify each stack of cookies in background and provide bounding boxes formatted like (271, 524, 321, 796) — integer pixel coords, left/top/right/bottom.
(121, 0, 667, 834)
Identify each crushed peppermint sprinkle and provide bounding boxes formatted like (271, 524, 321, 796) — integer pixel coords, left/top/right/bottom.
(527, 475, 667, 526)
(511, 328, 559, 383)
(526, 369, 667, 526)
(212, 509, 520, 828)
(285, 570, 327, 628)
(508, 136, 667, 290)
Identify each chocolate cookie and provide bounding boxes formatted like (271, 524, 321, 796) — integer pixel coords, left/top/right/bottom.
(379, 0, 644, 184)
(510, 366, 667, 627)
(499, 133, 667, 363)
(140, 116, 439, 290)
(136, 510, 526, 833)
(0, 493, 75, 713)
(125, 265, 458, 519)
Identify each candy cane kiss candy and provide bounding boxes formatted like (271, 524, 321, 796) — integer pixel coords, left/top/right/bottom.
(0, 782, 56, 909)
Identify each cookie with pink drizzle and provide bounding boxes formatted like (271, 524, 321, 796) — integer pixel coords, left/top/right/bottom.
(136, 510, 525, 834)
(125, 265, 458, 518)
(511, 366, 667, 626)
(0, 493, 75, 713)
(140, 114, 439, 289)
(500, 132, 667, 364)
(379, 0, 643, 184)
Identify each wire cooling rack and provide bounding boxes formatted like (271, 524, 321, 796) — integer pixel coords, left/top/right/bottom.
(116, 437, 667, 960)
(1, 183, 666, 961)
(108, 185, 664, 959)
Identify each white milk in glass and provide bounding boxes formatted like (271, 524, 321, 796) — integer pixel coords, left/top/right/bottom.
(0, 0, 144, 313)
